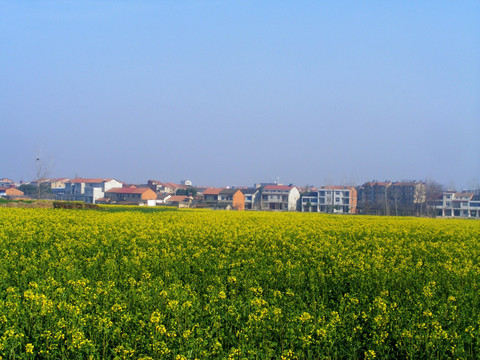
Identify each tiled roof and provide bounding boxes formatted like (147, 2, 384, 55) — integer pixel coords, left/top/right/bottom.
(203, 188, 223, 195)
(241, 188, 259, 194)
(106, 187, 152, 194)
(70, 178, 114, 184)
(321, 185, 352, 190)
(48, 178, 70, 182)
(165, 195, 192, 202)
(263, 185, 294, 191)
(365, 181, 391, 186)
(392, 182, 420, 186)
(454, 193, 473, 199)
(220, 189, 241, 195)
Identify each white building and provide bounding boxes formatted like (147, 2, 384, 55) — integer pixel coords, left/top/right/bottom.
(435, 192, 480, 218)
(241, 188, 261, 210)
(59, 178, 123, 204)
(260, 185, 300, 211)
(301, 186, 357, 214)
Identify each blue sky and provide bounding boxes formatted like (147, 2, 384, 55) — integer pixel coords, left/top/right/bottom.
(1, 1, 479, 188)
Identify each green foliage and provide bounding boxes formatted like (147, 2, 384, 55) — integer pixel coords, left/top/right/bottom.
(175, 188, 198, 197)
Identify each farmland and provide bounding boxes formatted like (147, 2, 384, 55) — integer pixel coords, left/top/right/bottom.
(0, 208, 479, 359)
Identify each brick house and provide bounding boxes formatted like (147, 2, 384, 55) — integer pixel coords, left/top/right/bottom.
(218, 189, 245, 210)
(0, 187, 24, 199)
(105, 187, 157, 204)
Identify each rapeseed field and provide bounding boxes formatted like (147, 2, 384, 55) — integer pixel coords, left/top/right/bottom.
(0, 208, 479, 359)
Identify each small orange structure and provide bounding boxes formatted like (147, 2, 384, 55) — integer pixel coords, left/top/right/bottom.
(0, 187, 24, 198)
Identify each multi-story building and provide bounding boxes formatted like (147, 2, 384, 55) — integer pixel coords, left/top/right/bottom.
(301, 186, 357, 214)
(203, 188, 223, 206)
(218, 189, 245, 210)
(59, 178, 123, 204)
(300, 191, 319, 212)
(241, 188, 261, 210)
(435, 192, 480, 218)
(46, 178, 70, 195)
(260, 185, 300, 211)
(0, 178, 15, 188)
(357, 181, 392, 214)
(358, 180, 426, 215)
(388, 181, 426, 215)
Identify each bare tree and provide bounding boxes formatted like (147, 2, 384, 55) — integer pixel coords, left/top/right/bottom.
(34, 147, 53, 199)
(414, 183, 427, 216)
(424, 178, 444, 217)
(383, 184, 390, 216)
(390, 187, 401, 216)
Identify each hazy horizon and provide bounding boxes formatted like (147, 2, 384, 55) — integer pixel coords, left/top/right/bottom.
(1, 1, 479, 189)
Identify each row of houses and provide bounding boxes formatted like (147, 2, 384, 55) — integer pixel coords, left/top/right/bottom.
(1, 177, 478, 219)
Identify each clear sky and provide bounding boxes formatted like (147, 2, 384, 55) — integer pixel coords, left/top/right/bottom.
(1, 1, 479, 189)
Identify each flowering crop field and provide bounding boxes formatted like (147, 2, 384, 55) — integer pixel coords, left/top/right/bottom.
(0, 208, 479, 359)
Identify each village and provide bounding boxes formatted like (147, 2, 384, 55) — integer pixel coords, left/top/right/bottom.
(1, 177, 479, 219)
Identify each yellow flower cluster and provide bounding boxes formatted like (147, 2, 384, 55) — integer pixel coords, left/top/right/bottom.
(0, 207, 478, 358)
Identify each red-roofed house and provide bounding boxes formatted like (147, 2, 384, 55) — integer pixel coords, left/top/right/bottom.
(0, 187, 24, 199)
(105, 187, 157, 204)
(203, 188, 223, 205)
(260, 185, 300, 211)
(0, 178, 15, 188)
